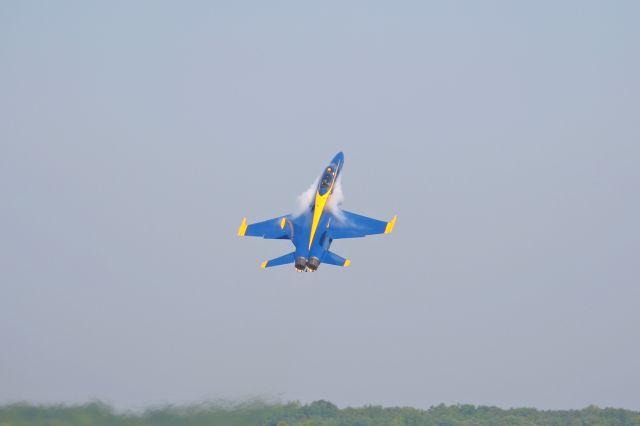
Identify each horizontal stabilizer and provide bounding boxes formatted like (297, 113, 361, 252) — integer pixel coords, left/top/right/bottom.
(260, 252, 296, 269)
(321, 250, 351, 267)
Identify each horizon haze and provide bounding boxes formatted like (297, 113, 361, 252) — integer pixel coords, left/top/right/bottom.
(1, 0, 639, 411)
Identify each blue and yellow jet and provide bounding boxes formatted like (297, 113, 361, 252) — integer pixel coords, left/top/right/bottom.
(237, 152, 397, 271)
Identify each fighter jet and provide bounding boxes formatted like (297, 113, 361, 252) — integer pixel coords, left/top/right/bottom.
(237, 152, 397, 271)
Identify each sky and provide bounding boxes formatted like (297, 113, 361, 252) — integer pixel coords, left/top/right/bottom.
(1, 0, 639, 411)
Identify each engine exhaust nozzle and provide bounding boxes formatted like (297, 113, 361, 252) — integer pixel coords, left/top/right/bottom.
(295, 257, 307, 272)
(306, 256, 320, 272)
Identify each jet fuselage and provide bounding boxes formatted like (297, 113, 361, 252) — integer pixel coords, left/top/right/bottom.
(237, 151, 395, 271)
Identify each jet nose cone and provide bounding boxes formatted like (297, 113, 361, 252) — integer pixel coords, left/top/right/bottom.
(332, 152, 344, 165)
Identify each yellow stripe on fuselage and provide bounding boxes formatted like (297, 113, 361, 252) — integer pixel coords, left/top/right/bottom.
(309, 190, 330, 250)
(308, 160, 340, 250)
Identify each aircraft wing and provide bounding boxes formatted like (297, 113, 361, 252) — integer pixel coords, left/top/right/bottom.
(328, 210, 397, 239)
(237, 216, 291, 239)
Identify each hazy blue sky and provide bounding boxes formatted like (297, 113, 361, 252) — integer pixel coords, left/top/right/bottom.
(1, 0, 639, 411)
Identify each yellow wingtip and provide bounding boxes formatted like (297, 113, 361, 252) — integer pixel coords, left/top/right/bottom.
(260, 260, 268, 269)
(344, 259, 351, 267)
(384, 215, 397, 234)
(237, 217, 248, 236)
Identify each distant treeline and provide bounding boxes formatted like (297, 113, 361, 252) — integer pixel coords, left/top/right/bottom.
(1, 400, 639, 426)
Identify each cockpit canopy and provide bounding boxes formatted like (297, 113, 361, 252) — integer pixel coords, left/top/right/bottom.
(318, 166, 336, 195)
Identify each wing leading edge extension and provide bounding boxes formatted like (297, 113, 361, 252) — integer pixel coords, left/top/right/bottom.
(328, 211, 397, 239)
